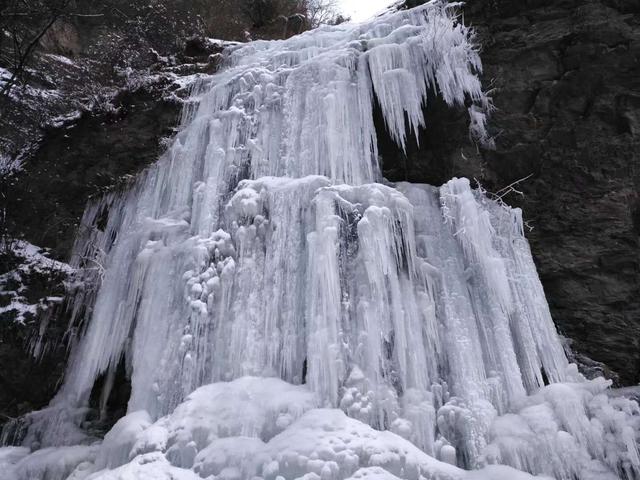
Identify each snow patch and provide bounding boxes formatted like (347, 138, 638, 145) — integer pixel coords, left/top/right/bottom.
(44, 54, 77, 66)
(0, 241, 72, 323)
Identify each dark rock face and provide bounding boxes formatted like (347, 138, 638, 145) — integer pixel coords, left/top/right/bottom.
(0, 311, 71, 424)
(0, 249, 69, 423)
(387, 0, 640, 384)
(5, 83, 183, 259)
(471, 0, 640, 385)
(0, 82, 183, 426)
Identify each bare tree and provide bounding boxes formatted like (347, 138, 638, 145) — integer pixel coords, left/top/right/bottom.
(302, 0, 343, 27)
(241, 0, 343, 33)
(0, 0, 71, 104)
(241, 0, 305, 29)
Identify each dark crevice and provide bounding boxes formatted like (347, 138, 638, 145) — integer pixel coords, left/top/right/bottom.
(88, 356, 132, 434)
(301, 358, 308, 384)
(376, 90, 472, 186)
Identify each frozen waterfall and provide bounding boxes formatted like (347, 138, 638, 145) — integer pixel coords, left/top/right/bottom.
(2, 2, 639, 480)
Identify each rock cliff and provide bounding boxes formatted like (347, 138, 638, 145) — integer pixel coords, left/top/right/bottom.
(387, 0, 640, 384)
(474, 0, 639, 385)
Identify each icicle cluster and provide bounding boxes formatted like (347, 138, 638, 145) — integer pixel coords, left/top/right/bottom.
(2, 2, 639, 480)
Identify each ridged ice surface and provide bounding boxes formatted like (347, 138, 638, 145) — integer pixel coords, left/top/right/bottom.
(2, 2, 639, 480)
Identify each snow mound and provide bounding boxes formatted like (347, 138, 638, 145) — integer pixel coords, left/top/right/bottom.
(3, 445, 98, 480)
(0, 377, 549, 480)
(86, 452, 202, 480)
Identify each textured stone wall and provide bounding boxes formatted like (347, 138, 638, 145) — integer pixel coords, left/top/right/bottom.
(386, 0, 640, 383)
(470, 0, 640, 385)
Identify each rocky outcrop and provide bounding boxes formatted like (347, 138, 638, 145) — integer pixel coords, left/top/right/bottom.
(0, 40, 221, 424)
(481, 0, 639, 385)
(0, 79, 185, 425)
(5, 81, 184, 258)
(387, 0, 640, 384)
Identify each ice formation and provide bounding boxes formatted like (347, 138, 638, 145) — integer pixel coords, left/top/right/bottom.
(1, 2, 639, 480)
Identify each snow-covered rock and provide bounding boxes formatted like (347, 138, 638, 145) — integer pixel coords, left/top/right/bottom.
(0, 241, 72, 324)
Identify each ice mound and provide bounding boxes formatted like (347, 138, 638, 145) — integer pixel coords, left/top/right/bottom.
(2, 377, 549, 480)
(82, 453, 202, 480)
(4, 376, 640, 480)
(3, 445, 98, 480)
(484, 377, 640, 480)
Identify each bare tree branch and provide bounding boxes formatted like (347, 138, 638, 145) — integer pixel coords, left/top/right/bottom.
(0, 0, 71, 111)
